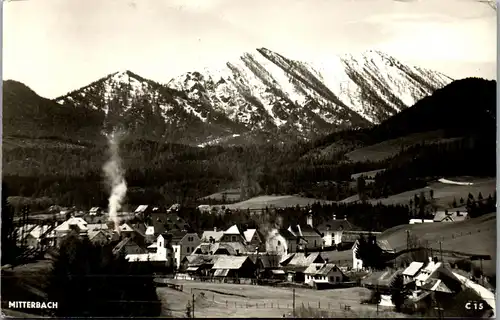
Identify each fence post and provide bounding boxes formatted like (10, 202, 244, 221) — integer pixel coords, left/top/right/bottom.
(226, 300, 228, 307)
(308, 302, 310, 308)
(272, 302, 273, 308)
(318, 301, 320, 309)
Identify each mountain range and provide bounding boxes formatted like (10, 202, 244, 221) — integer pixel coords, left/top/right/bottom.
(4, 48, 452, 146)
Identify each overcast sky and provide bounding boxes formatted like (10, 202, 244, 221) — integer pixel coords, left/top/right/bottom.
(3, 0, 497, 99)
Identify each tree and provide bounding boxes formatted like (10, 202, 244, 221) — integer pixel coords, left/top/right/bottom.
(1, 183, 18, 264)
(47, 235, 161, 317)
(355, 235, 384, 270)
(390, 273, 405, 312)
(356, 176, 367, 202)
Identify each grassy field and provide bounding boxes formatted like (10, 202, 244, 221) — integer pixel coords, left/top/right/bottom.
(369, 177, 496, 209)
(345, 131, 460, 163)
(380, 213, 496, 275)
(224, 195, 336, 211)
(340, 177, 496, 209)
(198, 188, 242, 202)
(157, 280, 405, 318)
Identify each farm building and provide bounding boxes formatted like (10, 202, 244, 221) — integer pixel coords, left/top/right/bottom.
(304, 263, 345, 287)
(433, 210, 469, 222)
(211, 256, 256, 279)
(402, 261, 424, 285)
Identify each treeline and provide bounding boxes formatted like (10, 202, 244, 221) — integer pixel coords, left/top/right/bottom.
(172, 201, 411, 233)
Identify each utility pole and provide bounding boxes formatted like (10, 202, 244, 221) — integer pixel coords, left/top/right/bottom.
(439, 241, 443, 262)
(480, 258, 484, 286)
(192, 293, 195, 318)
(292, 288, 296, 318)
(406, 230, 410, 251)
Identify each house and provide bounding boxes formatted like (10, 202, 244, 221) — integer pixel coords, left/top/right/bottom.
(361, 269, 402, 293)
(89, 229, 113, 245)
(113, 237, 147, 256)
(166, 231, 201, 270)
(248, 253, 282, 279)
(125, 253, 168, 264)
(243, 228, 265, 252)
(87, 223, 109, 231)
(402, 261, 424, 285)
(24, 225, 55, 249)
(339, 231, 381, 250)
(352, 239, 395, 270)
(316, 214, 358, 247)
(118, 223, 135, 236)
(146, 212, 190, 237)
(182, 255, 220, 277)
(266, 228, 301, 255)
(192, 242, 248, 256)
(201, 228, 225, 243)
(54, 217, 89, 245)
(409, 219, 434, 224)
(134, 205, 151, 216)
(288, 214, 324, 250)
(304, 263, 345, 287)
(89, 207, 102, 216)
(414, 257, 462, 293)
(280, 252, 325, 283)
(433, 210, 469, 222)
(211, 256, 256, 280)
(221, 225, 246, 243)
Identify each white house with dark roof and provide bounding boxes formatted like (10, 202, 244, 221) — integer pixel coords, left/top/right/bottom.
(316, 214, 358, 247)
(304, 263, 344, 286)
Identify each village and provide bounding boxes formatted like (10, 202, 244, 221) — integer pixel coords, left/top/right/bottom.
(10, 203, 496, 318)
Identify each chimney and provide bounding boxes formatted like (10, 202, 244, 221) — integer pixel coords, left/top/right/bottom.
(214, 227, 217, 232)
(333, 214, 336, 220)
(307, 214, 313, 227)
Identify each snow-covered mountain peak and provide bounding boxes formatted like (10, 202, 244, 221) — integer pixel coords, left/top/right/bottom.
(54, 47, 453, 145)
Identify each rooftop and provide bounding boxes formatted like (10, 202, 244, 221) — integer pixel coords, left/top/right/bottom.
(212, 256, 251, 270)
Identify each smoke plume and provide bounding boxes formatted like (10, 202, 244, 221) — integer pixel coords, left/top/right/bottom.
(103, 130, 127, 232)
